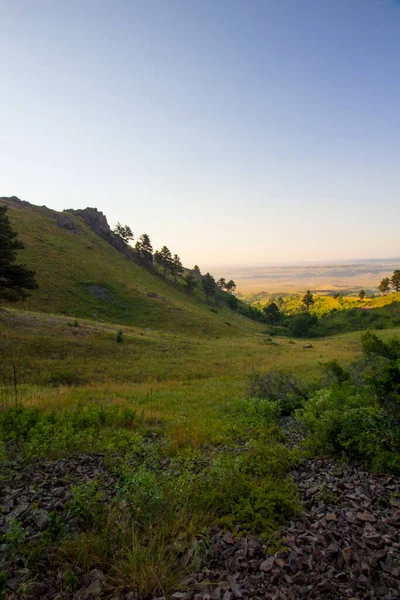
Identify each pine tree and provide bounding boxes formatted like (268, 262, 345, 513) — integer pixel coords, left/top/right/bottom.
(390, 270, 400, 293)
(183, 273, 197, 295)
(156, 246, 172, 279)
(225, 280, 237, 293)
(0, 205, 38, 301)
(171, 254, 184, 283)
(202, 272, 216, 303)
(135, 234, 153, 266)
(262, 302, 281, 326)
(302, 290, 314, 312)
(379, 277, 390, 295)
(113, 222, 134, 244)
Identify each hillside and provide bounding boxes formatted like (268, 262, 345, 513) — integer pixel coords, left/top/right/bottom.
(248, 290, 400, 335)
(0, 197, 258, 337)
(1, 197, 400, 600)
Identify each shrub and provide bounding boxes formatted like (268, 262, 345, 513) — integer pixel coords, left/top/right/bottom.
(67, 481, 107, 529)
(287, 313, 318, 338)
(225, 294, 238, 310)
(296, 385, 399, 473)
(116, 329, 124, 343)
(248, 372, 309, 415)
(48, 371, 85, 386)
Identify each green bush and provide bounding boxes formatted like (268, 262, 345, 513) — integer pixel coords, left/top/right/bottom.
(67, 481, 107, 529)
(296, 385, 399, 473)
(48, 371, 85, 386)
(287, 313, 318, 338)
(0, 404, 150, 458)
(116, 329, 124, 343)
(248, 372, 309, 415)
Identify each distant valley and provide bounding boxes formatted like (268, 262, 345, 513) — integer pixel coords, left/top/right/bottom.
(211, 258, 400, 295)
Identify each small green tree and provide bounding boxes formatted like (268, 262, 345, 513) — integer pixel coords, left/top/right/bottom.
(183, 273, 197, 295)
(0, 205, 38, 302)
(302, 290, 314, 312)
(171, 254, 184, 283)
(390, 270, 400, 293)
(135, 234, 153, 266)
(379, 277, 390, 295)
(202, 272, 216, 303)
(154, 246, 172, 279)
(113, 222, 134, 244)
(359, 289, 366, 300)
(262, 302, 281, 326)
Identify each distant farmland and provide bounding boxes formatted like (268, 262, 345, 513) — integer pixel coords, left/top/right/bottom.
(211, 259, 400, 294)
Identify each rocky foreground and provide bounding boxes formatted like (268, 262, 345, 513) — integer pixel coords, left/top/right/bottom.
(177, 459, 400, 600)
(0, 455, 399, 600)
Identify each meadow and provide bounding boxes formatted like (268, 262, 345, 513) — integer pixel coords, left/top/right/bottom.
(1, 198, 399, 598)
(1, 307, 386, 448)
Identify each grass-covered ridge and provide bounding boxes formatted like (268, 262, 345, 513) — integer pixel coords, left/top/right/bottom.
(0, 197, 257, 336)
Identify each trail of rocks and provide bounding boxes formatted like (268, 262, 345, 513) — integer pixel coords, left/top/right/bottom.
(178, 460, 400, 600)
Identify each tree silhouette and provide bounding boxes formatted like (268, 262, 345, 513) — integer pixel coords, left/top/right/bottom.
(0, 205, 38, 301)
(202, 272, 216, 303)
(183, 273, 197, 295)
(359, 289, 366, 300)
(262, 302, 281, 326)
(217, 277, 226, 290)
(171, 254, 184, 283)
(135, 234, 153, 266)
(225, 280, 237, 293)
(113, 222, 133, 244)
(302, 290, 314, 312)
(154, 246, 172, 279)
(379, 277, 390, 295)
(390, 270, 400, 293)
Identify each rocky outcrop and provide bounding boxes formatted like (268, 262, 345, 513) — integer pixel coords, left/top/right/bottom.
(67, 207, 136, 259)
(0, 196, 36, 209)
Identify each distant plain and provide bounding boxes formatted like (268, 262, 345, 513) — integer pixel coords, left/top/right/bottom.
(211, 259, 400, 294)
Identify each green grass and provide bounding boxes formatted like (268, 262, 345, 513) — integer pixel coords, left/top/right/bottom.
(1, 198, 400, 597)
(1, 199, 258, 336)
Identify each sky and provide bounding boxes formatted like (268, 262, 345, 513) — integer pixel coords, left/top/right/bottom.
(0, 0, 399, 268)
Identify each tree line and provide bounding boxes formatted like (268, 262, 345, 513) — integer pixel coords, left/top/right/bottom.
(378, 270, 400, 295)
(113, 223, 237, 306)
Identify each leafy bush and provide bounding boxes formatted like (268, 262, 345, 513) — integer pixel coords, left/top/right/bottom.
(68, 481, 107, 529)
(48, 371, 85, 386)
(296, 385, 399, 473)
(287, 313, 318, 338)
(224, 294, 238, 310)
(248, 372, 309, 415)
(0, 404, 150, 458)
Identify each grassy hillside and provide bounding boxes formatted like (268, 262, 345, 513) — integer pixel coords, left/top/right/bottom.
(252, 291, 400, 334)
(1, 198, 400, 599)
(0, 197, 258, 337)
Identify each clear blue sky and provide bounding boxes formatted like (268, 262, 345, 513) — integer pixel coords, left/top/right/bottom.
(1, 0, 399, 267)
